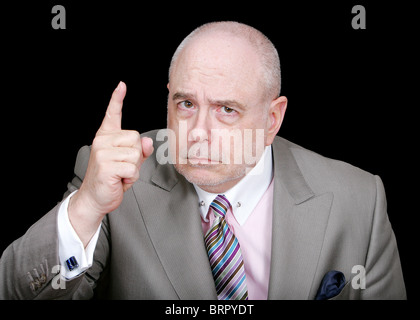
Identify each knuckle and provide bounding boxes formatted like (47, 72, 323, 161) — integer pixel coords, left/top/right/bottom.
(127, 130, 141, 142)
(127, 163, 138, 177)
(132, 165, 140, 179)
(119, 162, 136, 178)
(131, 148, 141, 159)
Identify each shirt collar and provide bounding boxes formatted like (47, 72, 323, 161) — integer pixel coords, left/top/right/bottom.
(193, 145, 273, 225)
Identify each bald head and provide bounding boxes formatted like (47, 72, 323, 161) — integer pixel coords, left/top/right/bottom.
(168, 21, 281, 101)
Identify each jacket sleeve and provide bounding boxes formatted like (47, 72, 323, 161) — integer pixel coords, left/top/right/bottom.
(360, 175, 406, 299)
(0, 146, 110, 299)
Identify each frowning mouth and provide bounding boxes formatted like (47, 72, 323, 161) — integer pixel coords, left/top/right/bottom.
(186, 157, 221, 165)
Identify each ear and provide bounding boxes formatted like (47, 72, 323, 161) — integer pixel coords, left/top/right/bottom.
(167, 82, 170, 91)
(265, 96, 288, 146)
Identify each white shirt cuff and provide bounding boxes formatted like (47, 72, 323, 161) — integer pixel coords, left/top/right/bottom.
(57, 190, 101, 280)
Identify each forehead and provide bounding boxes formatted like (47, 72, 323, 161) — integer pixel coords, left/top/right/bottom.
(170, 33, 263, 103)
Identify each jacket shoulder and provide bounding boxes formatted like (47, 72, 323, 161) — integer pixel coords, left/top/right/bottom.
(277, 137, 377, 193)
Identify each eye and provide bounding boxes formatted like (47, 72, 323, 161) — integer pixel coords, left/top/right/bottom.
(178, 100, 194, 109)
(221, 106, 236, 114)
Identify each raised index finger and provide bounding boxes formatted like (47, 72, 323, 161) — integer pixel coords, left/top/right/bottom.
(99, 81, 127, 132)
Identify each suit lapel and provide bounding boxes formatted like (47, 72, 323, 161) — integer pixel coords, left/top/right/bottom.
(132, 165, 217, 300)
(268, 138, 333, 299)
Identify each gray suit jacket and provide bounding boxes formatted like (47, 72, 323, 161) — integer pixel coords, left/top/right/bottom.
(0, 131, 406, 299)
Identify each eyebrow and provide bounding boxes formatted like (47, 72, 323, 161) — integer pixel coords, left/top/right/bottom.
(172, 91, 247, 110)
(172, 92, 191, 101)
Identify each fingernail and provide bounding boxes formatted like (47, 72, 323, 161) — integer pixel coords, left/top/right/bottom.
(115, 81, 122, 92)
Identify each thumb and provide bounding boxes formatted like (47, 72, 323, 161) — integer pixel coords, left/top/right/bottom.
(141, 137, 154, 159)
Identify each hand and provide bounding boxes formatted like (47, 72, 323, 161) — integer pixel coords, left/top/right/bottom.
(68, 82, 154, 246)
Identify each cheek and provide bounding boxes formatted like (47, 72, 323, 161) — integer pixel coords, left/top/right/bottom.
(227, 118, 266, 163)
(167, 106, 183, 132)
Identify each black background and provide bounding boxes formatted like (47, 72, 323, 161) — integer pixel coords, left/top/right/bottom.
(1, 1, 416, 301)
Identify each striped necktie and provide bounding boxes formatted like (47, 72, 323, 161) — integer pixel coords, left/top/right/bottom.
(204, 194, 248, 300)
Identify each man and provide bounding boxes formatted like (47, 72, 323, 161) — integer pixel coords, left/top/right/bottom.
(0, 21, 406, 299)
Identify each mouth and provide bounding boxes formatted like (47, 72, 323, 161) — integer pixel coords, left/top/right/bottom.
(186, 157, 221, 165)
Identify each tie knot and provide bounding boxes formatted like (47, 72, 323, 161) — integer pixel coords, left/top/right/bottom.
(210, 194, 231, 218)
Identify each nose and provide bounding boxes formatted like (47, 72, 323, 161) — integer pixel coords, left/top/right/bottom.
(189, 107, 212, 143)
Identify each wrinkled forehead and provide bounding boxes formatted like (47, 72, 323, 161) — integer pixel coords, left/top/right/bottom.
(170, 33, 263, 102)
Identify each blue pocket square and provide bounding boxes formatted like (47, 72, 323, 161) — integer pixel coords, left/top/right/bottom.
(315, 270, 346, 300)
